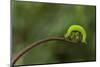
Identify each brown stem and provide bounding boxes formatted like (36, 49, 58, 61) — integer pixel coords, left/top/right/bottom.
(12, 36, 77, 65)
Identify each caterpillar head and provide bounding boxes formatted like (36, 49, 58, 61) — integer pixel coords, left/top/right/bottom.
(64, 25, 87, 44)
(67, 31, 82, 43)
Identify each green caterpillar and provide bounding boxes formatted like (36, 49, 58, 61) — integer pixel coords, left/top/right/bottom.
(64, 25, 87, 44)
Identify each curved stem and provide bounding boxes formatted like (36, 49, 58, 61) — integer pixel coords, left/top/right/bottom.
(12, 36, 76, 65)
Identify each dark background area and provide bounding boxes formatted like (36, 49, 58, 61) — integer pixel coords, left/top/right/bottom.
(12, 1, 96, 65)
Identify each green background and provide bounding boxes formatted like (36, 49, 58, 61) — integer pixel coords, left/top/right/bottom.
(12, 1, 96, 65)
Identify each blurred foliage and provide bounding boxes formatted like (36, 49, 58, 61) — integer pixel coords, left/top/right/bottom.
(12, 1, 96, 65)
